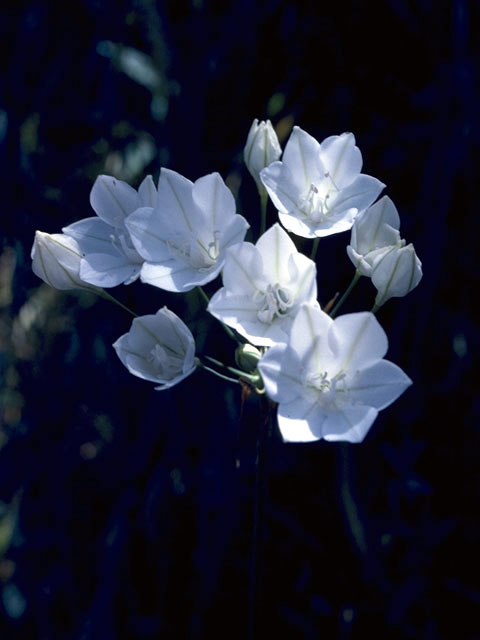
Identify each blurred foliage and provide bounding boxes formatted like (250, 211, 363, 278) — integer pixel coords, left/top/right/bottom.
(0, 0, 479, 638)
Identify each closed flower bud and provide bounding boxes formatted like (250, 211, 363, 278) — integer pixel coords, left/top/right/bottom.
(235, 343, 262, 373)
(31, 231, 100, 292)
(244, 119, 281, 190)
(372, 243, 423, 307)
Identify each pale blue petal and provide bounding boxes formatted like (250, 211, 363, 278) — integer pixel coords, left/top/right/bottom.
(63, 217, 116, 254)
(258, 344, 304, 404)
(348, 359, 412, 410)
(80, 253, 141, 287)
(90, 175, 140, 228)
(322, 405, 378, 443)
(126, 207, 171, 262)
(192, 172, 236, 232)
(221, 242, 263, 295)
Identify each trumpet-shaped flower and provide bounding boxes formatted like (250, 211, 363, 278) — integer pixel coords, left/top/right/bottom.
(347, 196, 403, 277)
(260, 127, 385, 238)
(244, 119, 282, 191)
(126, 169, 249, 292)
(258, 304, 412, 443)
(31, 231, 101, 293)
(113, 307, 197, 390)
(63, 174, 156, 287)
(346, 196, 422, 305)
(207, 223, 318, 346)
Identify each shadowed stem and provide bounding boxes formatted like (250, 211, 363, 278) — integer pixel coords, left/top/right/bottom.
(260, 190, 268, 236)
(310, 237, 320, 260)
(248, 396, 273, 640)
(330, 270, 361, 318)
(98, 290, 137, 316)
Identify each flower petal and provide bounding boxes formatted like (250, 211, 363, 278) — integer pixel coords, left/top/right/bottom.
(322, 405, 378, 443)
(90, 175, 140, 228)
(282, 126, 322, 192)
(328, 312, 388, 373)
(348, 359, 412, 410)
(255, 223, 298, 283)
(221, 242, 264, 295)
(80, 253, 141, 287)
(258, 343, 304, 403)
(192, 172, 236, 232)
(126, 207, 170, 262)
(319, 133, 362, 189)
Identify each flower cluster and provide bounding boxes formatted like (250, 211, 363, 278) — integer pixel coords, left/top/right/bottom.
(32, 120, 422, 443)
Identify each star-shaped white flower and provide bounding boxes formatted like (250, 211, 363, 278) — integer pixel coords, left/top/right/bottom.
(207, 223, 318, 346)
(260, 126, 385, 239)
(125, 169, 249, 292)
(258, 304, 412, 443)
(63, 175, 156, 287)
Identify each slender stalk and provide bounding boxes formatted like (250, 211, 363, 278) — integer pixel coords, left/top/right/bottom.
(248, 397, 273, 640)
(370, 302, 381, 314)
(330, 270, 361, 318)
(260, 190, 268, 236)
(310, 237, 320, 261)
(197, 360, 241, 384)
(98, 290, 137, 317)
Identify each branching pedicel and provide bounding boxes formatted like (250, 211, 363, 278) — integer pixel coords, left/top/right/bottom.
(31, 120, 422, 443)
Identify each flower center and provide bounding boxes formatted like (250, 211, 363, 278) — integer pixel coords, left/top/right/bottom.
(167, 231, 220, 271)
(304, 370, 347, 407)
(148, 344, 184, 380)
(299, 173, 339, 224)
(110, 231, 143, 264)
(254, 283, 294, 324)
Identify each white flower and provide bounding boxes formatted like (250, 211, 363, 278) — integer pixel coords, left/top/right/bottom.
(243, 119, 282, 190)
(207, 223, 318, 346)
(63, 174, 156, 287)
(371, 243, 423, 307)
(31, 231, 101, 292)
(346, 196, 423, 306)
(260, 126, 385, 239)
(113, 307, 197, 390)
(347, 196, 403, 277)
(125, 168, 249, 292)
(258, 304, 412, 443)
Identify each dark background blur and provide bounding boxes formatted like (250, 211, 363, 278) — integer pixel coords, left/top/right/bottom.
(0, 1, 479, 638)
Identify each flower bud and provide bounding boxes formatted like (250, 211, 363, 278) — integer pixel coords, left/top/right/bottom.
(113, 307, 197, 390)
(31, 231, 100, 292)
(347, 196, 403, 277)
(235, 343, 262, 373)
(371, 243, 423, 307)
(243, 119, 281, 190)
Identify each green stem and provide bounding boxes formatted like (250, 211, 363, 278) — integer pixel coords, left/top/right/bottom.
(197, 360, 241, 384)
(98, 290, 137, 317)
(203, 355, 261, 384)
(260, 190, 268, 236)
(310, 237, 320, 261)
(370, 302, 381, 314)
(330, 270, 361, 318)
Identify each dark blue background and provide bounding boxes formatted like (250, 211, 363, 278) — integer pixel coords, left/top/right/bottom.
(0, 1, 478, 638)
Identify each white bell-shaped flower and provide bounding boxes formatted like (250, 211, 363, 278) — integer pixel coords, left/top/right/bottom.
(207, 223, 319, 346)
(63, 175, 156, 287)
(258, 304, 412, 443)
(260, 126, 385, 239)
(125, 168, 249, 292)
(113, 307, 197, 390)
